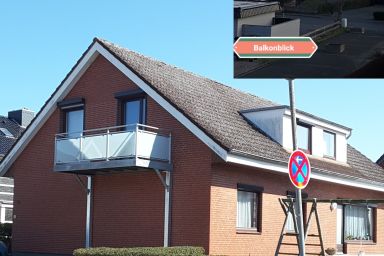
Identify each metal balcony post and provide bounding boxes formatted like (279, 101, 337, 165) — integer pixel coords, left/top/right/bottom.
(168, 133, 172, 163)
(79, 135, 83, 161)
(154, 169, 172, 247)
(54, 136, 57, 164)
(164, 171, 171, 247)
(135, 124, 139, 159)
(85, 176, 92, 248)
(106, 129, 110, 161)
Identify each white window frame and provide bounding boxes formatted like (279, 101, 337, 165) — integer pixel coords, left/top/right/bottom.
(0, 204, 13, 223)
(343, 204, 374, 242)
(236, 190, 260, 231)
(297, 123, 311, 153)
(285, 211, 295, 233)
(323, 130, 336, 158)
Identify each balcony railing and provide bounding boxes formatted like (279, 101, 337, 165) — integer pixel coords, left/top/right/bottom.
(54, 124, 171, 173)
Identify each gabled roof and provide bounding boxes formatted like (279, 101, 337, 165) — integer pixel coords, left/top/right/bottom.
(1, 38, 383, 192)
(98, 39, 384, 186)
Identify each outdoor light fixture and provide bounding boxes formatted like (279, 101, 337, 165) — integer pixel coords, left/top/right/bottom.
(330, 202, 338, 211)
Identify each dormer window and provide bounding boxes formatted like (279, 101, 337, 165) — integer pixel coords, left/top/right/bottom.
(297, 123, 311, 153)
(240, 105, 351, 163)
(323, 131, 336, 158)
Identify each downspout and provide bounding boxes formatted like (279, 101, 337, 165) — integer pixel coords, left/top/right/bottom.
(85, 176, 92, 248)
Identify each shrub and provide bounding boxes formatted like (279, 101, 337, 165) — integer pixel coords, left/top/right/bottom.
(73, 246, 205, 256)
(373, 12, 384, 20)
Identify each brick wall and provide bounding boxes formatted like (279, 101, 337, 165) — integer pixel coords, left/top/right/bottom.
(209, 163, 384, 256)
(9, 110, 86, 254)
(8, 55, 212, 254)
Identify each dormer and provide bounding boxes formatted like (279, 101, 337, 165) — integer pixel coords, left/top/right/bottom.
(241, 106, 352, 163)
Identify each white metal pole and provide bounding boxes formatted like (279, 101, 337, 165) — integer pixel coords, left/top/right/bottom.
(163, 171, 171, 247)
(85, 176, 92, 248)
(288, 79, 305, 256)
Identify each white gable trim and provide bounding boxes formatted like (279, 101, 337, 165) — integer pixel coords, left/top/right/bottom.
(227, 153, 384, 192)
(0, 42, 228, 176)
(0, 45, 100, 176)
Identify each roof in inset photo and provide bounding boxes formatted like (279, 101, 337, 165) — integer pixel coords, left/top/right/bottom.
(234, 1, 280, 19)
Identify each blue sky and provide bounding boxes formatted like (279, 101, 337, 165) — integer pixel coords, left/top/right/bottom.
(0, 1, 383, 161)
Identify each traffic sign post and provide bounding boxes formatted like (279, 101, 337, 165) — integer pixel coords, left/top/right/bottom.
(288, 80, 309, 256)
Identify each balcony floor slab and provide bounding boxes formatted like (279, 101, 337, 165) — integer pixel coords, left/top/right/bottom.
(54, 158, 172, 174)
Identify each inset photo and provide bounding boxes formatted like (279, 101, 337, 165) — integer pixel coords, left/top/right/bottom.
(234, 0, 384, 78)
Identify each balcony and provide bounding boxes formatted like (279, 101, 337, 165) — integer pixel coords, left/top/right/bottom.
(54, 124, 172, 174)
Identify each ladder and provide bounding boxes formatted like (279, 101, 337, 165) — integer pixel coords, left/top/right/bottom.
(275, 198, 325, 256)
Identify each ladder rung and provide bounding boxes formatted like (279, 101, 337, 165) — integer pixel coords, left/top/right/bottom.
(305, 243, 321, 246)
(307, 234, 320, 237)
(284, 232, 299, 236)
(281, 242, 298, 246)
(306, 253, 322, 255)
(277, 253, 299, 255)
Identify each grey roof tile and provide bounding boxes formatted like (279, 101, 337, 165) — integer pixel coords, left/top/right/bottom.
(96, 38, 384, 185)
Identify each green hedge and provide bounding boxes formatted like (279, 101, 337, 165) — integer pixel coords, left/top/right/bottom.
(73, 247, 205, 256)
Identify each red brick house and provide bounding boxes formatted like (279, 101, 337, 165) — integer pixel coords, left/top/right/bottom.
(1, 38, 384, 256)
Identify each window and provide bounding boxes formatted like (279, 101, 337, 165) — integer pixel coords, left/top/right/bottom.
(237, 190, 258, 229)
(236, 184, 263, 231)
(285, 191, 307, 233)
(65, 108, 84, 138)
(323, 131, 336, 158)
(285, 206, 307, 233)
(0, 204, 13, 223)
(285, 211, 295, 232)
(123, 98, 146, 129)
(344, 205, 374, 241)
(297, 123, 311, 153)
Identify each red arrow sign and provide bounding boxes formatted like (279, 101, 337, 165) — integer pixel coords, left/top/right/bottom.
(234, 37, 318, 58)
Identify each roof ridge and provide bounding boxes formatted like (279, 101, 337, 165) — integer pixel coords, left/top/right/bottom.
(95, 37, 279, 107)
